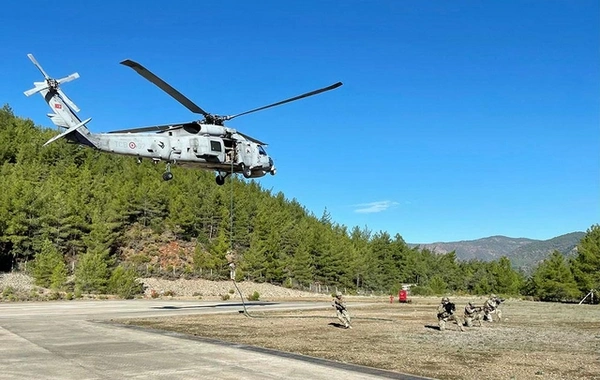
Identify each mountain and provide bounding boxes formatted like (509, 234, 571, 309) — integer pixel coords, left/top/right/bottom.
(409, 232, 585, 273)
(508, 232, 584, 272)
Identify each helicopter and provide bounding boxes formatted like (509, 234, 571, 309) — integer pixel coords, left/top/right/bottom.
(24, 54, 342, 185)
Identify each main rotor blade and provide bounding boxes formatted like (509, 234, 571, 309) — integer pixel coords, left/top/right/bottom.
(27, 54, 50, 79)
(108, 123, 188, 134)
(120, 59, 209, 116)
(226, 81, 343, 120)
(237, 132, 267, 146)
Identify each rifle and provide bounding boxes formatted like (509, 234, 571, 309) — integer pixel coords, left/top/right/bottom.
(333, 299, 346, 311)
(444, 302, 456, 314)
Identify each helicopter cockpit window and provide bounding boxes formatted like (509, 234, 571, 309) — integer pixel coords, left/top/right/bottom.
(210, 141, 222, 152)
(258, 145, 267, 155)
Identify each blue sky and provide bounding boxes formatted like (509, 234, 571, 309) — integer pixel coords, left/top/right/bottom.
(1, 1, 598, 243)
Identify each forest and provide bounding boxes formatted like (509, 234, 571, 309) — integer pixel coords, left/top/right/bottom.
(1, 105, 599, 302)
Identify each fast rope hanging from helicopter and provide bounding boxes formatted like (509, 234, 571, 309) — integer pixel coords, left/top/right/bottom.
(226, 168, 392, 323)
(226, 163, 255, 317)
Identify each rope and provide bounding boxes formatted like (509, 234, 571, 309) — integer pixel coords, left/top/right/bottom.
(230, 158, 234, 249)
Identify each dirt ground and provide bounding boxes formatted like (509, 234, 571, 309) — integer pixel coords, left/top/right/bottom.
(122, 297, 600, 380)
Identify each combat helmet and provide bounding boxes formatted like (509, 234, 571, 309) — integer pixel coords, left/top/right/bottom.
(441, 297, 449, 304)
(335, 291, 342, 298)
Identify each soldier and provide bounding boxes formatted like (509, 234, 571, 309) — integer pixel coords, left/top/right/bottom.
(437, 297, 464, 332)
(332, 291, 352, 329)
(483, 294, 504, 322)
(226, 250, 236, 281)
(463, 301, 483, 327)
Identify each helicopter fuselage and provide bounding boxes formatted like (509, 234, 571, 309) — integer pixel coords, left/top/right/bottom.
(93, 124, 275, 179)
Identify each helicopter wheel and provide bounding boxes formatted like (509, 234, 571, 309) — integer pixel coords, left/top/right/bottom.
(162, 172, 174, 181)
(215, 175, 225, 186)
(241, 163, 252, 179)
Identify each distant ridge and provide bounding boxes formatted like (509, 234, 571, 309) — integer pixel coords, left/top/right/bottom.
(409, 232, 585, 273)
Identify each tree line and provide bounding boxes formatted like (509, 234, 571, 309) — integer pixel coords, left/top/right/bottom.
(0, 105, 598, 302)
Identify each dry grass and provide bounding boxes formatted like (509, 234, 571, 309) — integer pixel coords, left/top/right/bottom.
(123, 297, 600, 380)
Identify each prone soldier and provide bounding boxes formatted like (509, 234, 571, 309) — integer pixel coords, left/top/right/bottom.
(332, 291, 352, 329)
(463, 301, 483, 327)
(437, 297, 464, 332)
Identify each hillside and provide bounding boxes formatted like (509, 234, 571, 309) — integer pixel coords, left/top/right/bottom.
(508, 232, 584, 272)
(410, 232, 585, 273)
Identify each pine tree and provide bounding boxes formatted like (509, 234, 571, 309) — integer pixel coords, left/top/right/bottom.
(491, 257, 524, 295)
(31, 239, 66, 289)
(74, 247, 113, 294)
(527, 251, 581, 302)
(570, 224, 600, 295)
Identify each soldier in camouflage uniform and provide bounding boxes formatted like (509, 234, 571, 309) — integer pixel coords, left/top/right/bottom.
(437, 297, 464, 332)
(463, 301, 483, 327)
(332, 291, 352, 329)
(483, 294, 504, 322)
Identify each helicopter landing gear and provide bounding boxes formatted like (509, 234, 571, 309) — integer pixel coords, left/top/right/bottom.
(241, 163, 252, 179)
(162, 163, 173, 181)
(215, 172, 230, 186)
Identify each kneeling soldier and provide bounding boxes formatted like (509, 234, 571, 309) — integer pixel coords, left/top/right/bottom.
(437, 297, 464, 332)
(464, 302, 483, 327)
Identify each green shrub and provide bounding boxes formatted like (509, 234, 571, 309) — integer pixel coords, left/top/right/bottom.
(49, 291, 61, 300)
(248, 291, 260, 301)
(221, 294, 230, 301)
(31, 240, 67, 289)
(2, 286, 15, 298)
(410, 285, 434, 296)
(228, 288, 235, 294)
(75, 249, 112, 294)
(164, 290, 175, 297)
(108, 266, 143, 299)
(29, 288, 40, 300)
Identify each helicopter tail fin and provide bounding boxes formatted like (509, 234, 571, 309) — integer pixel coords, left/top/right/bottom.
(25, 54, 97, 148)
(43, 118, 92, 147)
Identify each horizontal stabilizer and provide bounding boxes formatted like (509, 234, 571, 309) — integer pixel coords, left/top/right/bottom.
(43, 117, 92, 147)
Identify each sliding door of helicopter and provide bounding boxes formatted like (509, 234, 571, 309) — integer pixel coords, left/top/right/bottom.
(208, 139, 225, 163)
(186, 136, 224, 162)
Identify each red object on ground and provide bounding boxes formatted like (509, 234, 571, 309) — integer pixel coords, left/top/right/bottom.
(399, 289, 408, 303)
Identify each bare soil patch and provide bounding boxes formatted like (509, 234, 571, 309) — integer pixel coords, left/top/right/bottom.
(122, 297, 600, 380)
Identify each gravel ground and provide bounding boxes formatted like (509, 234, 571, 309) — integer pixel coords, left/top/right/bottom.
(0, 272, 331, 301)
(3, 273, 599, 379)
(124, 297, 600, 380)
(138, 277, 330, 300)
(0, 272, 35, 292)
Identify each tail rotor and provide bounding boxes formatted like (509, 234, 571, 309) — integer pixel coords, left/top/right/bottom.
(24, 54, 81, 112)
